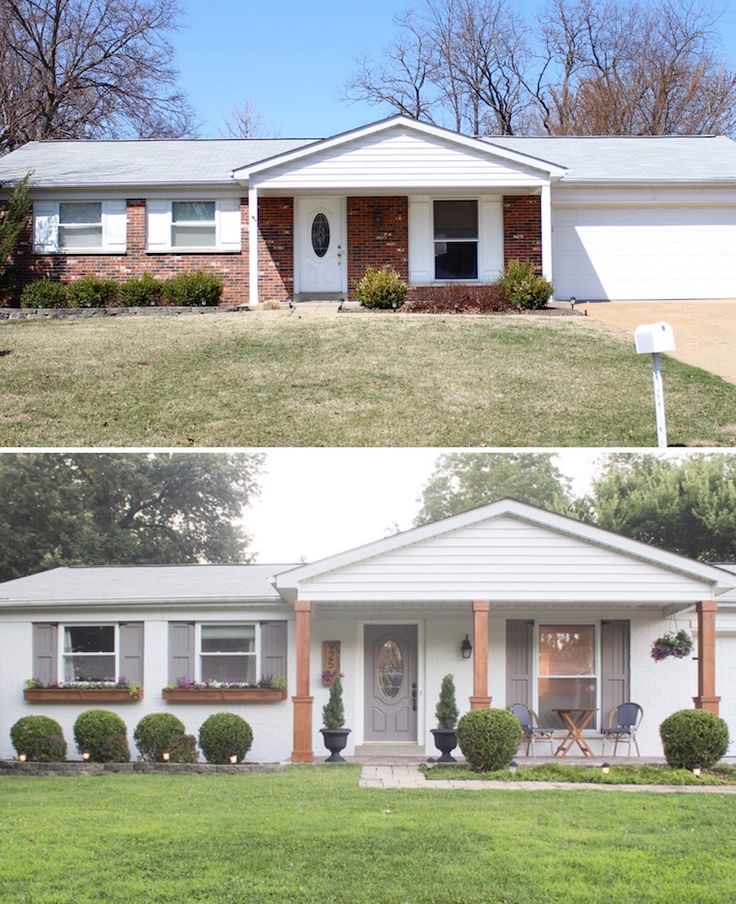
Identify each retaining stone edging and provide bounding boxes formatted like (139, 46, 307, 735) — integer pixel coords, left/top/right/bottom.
(0, 759, 283, 776)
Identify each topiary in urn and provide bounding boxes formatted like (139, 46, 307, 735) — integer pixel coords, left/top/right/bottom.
(430, 674, 460, 763)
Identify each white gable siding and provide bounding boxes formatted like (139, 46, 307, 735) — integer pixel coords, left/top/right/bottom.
(253, 128, 548, 191)
(299, 516, 711, 603)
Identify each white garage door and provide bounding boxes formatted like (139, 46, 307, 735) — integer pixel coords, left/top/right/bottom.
(717, 635, 736, 755)
(552, 206, 736, 300)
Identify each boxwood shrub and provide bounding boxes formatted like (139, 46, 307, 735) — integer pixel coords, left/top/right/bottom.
(120, 273, 164, 307)
(20, 278, 69, 308)
(66, 276, 120, 308)
(498, 259, 553, 310)
(168, 733, 198, 763)
(73, 709, 131, 762)
(356, 266, 408, 310)
(198, 712, 253, 764)
(134, 713, 186, 762)
(163, 271, 223, 307)
(10, 715, 67, 762)
(659, 709, 729, 769)
(457, 708, 522, 771)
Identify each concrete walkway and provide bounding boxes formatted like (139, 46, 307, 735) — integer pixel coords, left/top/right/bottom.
(359, 764, 736, 793)
(581, 299, 736, 386)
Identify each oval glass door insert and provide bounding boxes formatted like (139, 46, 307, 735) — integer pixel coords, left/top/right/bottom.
(377, 639, 404, 699)
(311, 213, 330, 258)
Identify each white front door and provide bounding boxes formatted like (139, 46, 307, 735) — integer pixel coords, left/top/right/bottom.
(296, 197, 345, 294)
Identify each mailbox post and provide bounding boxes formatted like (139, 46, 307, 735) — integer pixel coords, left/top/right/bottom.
(634, 322, 676, 448)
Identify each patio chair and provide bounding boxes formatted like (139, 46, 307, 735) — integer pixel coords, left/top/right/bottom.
(600, 702, 643, 757)
(508, 703, 556, 756)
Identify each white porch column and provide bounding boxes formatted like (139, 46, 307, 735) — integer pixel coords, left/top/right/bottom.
(248, 184, 259, 308)
(540, 183, 552, 284)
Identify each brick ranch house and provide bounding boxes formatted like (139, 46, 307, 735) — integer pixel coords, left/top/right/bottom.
(1, 499, 734, 763)
(2, 115, 736, 305)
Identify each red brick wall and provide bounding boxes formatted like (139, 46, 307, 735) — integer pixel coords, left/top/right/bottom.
(15, 197, 294, 305)
(258, 198, 293, 302)
(347, 197, 408, 297)
(502, 195, 542, 271)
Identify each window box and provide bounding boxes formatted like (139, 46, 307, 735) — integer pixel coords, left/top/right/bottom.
(24, 686, 143, 703)
(161, 687, 287, 703)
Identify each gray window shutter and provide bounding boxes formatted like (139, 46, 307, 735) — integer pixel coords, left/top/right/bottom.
(506, 619, 533, 708)
(168, 622, 195, 683)
(601, 620, 630, 727)
(260, 621, 287, 681)
(119, 622, 144, 685)
(32, 623, 58, 684)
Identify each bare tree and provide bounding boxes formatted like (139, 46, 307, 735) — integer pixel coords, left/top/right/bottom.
(0, 0, 195, 155)
(222, 98, 277, 138)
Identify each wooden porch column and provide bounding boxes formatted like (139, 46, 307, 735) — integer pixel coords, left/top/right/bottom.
(248, 184, 259, 307)
(470, 600, 492, 709)
(291, 600, 314, 762)
(693, 599, 720, 714)
(540, 183, 553, 283)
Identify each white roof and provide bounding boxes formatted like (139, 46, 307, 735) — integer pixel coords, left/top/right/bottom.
(0, 138, 316, 188)
(487, 135, 736, 183)
(0, 564, 297, 608)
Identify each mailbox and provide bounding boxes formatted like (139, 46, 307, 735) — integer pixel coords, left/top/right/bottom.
(634, 321, 676, 354)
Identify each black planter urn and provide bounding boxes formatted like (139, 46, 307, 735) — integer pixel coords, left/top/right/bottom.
(430, 728, 458, 763)
(320, 727, 351, 763)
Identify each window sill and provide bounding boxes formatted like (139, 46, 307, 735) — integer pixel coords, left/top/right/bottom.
(24, 687, 143, 703)
(146, 248, 241, 255)
(32, 250, 126, 256)
(162, 687, 287, 703)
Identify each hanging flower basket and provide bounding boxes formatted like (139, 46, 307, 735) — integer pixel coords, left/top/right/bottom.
(651, 629, 693, 662)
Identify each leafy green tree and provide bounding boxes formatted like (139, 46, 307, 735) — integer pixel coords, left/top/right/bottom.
(0, 173, 30, 299)
(582, 454, 736, 561)
(415, 452, 573, 525)
(0, 452, 263, 582)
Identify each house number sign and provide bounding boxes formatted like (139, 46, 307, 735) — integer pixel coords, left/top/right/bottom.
(322, 640, 341, 685)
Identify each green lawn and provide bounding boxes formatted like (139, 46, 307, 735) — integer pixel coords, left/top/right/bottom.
(2, 311, 735, 446)
(2, 767, 736, 903)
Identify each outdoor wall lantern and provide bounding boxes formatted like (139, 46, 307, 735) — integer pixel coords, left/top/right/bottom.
(371, 205, 383, 227)
(461, 635, 473, 659)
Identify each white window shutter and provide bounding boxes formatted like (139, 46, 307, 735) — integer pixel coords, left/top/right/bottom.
(146, 200, 172, 250)
(217, 198, 242, 251)
(33, 201, 59, 252)
(102, 200, 127, 252)
(408, 196, 432, 284)
(479, 195, 503, 282)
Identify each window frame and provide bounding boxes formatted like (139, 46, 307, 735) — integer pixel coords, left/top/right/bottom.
(431, 198, 480, 282)
(170, 200, 218, 250)
(195, 622, 261, 684)
(33, 199, 126, 255)
(57, 201, 103, 251)
(534, 622, 600, 730)
(58, 623, 119, 683)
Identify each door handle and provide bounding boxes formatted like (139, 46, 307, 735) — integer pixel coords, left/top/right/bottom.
(336, 244, 342, 263)
(411, 682, 417, 712)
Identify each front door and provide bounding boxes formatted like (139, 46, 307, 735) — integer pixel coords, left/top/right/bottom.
(364, 624, 418, 742)
(295, 197, 345, 294)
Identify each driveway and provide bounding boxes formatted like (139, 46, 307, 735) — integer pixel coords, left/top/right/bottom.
(581, 300, 736, 385)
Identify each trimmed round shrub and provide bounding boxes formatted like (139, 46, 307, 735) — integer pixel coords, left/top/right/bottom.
(67, 276, 120, 308)
(168, 733, 198, 764)
(457, 708, 522, 771)
(659, 709, 729, 769)
(120, 273, 164, 307)
(498, 259, 553, 310)
(10, 715, 67, 762)
(73, 709, 130, 762)
(163, 271, 223, 307)
(20, 278, 68, 308)
(198, 712, 253, 764)
(356, 265, 408, 310)
(134, 713, 186, 762)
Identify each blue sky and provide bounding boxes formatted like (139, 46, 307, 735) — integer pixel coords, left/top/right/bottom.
(174, 0, 736, 138)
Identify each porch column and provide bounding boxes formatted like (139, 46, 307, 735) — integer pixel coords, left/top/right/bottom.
(291, 600, 314, 762)
(540, 183, 552, 284)
(693, 599, 720, 715)
(470, 600, 492, 709)
(248, 184, 259, 307)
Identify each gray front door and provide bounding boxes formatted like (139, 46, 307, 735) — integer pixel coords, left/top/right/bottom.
(364, 624, 418, 742)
